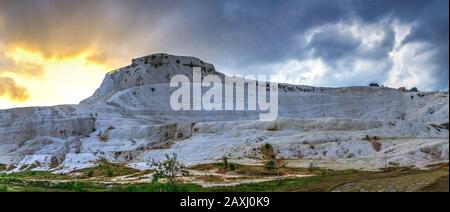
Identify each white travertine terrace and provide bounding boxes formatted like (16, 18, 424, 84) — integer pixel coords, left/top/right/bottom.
(0, 53, 448, 172)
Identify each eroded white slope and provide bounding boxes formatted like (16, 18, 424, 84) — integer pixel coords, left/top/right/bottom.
(0, 53, 448, 172)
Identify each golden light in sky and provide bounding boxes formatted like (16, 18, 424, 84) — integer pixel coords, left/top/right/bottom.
(0, 46, 112, 109)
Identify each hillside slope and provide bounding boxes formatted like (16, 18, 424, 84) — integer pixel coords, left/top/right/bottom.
(0, 53, 448, 172)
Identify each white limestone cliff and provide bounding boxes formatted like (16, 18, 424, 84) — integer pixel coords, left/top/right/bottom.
(0, 53, 448, 172)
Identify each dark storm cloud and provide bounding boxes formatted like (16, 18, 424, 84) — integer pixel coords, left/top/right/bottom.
(307, 29, 361, 60)
(401, 0, 449, 89)
(350, 0, 434, 22)
(0, 0, 448, 90)
(147, 0, 353, 68)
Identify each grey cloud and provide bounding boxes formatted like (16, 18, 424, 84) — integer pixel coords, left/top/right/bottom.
(402, 0, 449, 89)
(0, 0, 447, 90)
(307, 29, 361, 60)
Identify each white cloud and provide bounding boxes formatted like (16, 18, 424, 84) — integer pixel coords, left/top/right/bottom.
(272, 58, 327, 86)
(385, 41, 437, 90)
(383, 20, 442, 90)
(273, 19, 443, 90)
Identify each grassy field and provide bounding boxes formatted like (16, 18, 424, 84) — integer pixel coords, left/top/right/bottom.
(0, 163, 448, 192)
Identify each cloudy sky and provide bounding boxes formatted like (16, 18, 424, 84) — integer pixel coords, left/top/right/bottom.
(0, 0, 448, 109)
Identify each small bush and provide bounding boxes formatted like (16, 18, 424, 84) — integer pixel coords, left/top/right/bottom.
(363, 135, 382, 152)
(261, 143, 276, 160)
(150, 154, 186, 191)
(409, 87, 419, 92)
(222, 156, 229, 170)
(229, 163, 236, 171)
(98, 133, 109, 142)
(267, 123, 281, 131)
(98, 126, 114, 142)
(0, 185, 7, 192)
(106, 168, 114, 177)
(369, 83, 380, 87)
(49, 156, 61, 169)
(370, 140, 382, 152)
(265, 160, 277, 171)
(87, 170, 94, 178)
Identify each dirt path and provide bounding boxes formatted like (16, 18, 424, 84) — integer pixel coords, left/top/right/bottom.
(331, 170, 448, 192)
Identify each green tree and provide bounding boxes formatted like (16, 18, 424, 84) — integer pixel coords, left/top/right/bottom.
(222, 156, 230, 169)
(265, 160, 277, 171)
(150, 154, 186, 191)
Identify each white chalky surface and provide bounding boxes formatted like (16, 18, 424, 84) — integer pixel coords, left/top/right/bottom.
(0, 54, 448, 173)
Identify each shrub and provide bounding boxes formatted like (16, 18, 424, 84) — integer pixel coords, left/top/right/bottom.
(369, 83, 380, 87)
(267, 123, 281, 131)
(50, 156, 63, 169)
(229, 163, 236, 171)
(363, 135, 382, 152)
(261, 143, 276, 160)
(264, 143, 272, 150)
(150, 154, 186, 192)
(0, 185, 7, 192)
(265, 160, 277, 171)
(98, 126, 114, 142)
(87, 170, 94, 178)
(410, 87, 419, 92)
(98, 133, 109, 142)
(106, 167, 114, 177)
(370, 140, 382, 152)
(222, 156, 230, 170)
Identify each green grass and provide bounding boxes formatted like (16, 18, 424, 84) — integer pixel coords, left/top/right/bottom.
(0, 179, 111, 192)
(0, 177, 201, 192)
(191, 163, 316, 176)
(0, 171, 70, 180)
(112, 183, 201, 192)
(0, 185, 7, 192)
(71, 160, 140, 179)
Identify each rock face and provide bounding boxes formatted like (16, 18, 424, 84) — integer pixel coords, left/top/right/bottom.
(0, 53, 449, 172)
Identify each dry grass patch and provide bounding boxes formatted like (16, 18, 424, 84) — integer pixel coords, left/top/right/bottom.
(190, 163, 311, 177)
(194, 175, 226, 183)
(73, 160, 140, 179)
(0, 164, 6, 172)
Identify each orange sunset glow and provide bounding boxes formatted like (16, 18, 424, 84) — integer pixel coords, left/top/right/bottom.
(0, 46, 112, 109)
